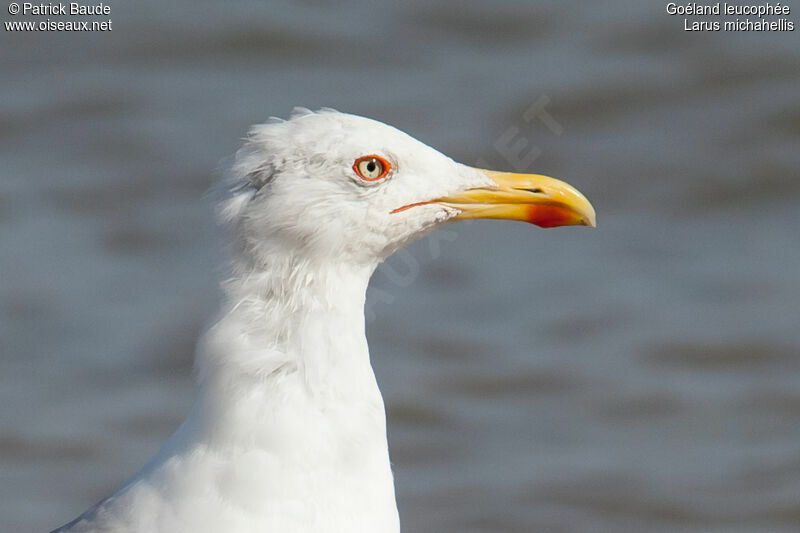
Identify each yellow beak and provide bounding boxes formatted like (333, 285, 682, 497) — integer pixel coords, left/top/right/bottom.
(435, 169, 596, 228)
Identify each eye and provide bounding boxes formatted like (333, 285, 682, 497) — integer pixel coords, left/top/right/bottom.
(353, 155, 391, 182)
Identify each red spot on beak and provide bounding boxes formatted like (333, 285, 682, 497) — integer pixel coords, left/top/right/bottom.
(526, 205, 578, 228)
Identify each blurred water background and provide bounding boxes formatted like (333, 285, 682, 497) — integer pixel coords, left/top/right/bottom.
(1, 1, 799, 531)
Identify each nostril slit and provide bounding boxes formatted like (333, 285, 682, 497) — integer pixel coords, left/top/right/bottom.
(525, 188, 545, 194)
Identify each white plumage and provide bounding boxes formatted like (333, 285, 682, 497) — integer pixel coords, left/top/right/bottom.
(53, 108, 594, 533)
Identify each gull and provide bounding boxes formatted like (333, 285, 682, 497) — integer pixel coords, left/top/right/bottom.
(52, 108, 595, 533)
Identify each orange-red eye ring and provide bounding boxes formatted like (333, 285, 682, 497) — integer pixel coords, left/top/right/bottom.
(353, 154, 391, 182)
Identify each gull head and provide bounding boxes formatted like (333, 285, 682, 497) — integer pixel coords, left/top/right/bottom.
(220, 108, 595, 266)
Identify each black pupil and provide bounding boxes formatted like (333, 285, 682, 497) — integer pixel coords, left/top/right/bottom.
(366, 161, 377, 173)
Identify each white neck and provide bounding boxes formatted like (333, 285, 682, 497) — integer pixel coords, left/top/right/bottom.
(165, 241, 400, 531)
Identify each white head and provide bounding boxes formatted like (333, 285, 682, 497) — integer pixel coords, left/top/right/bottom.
(219, 108, 595, 269)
